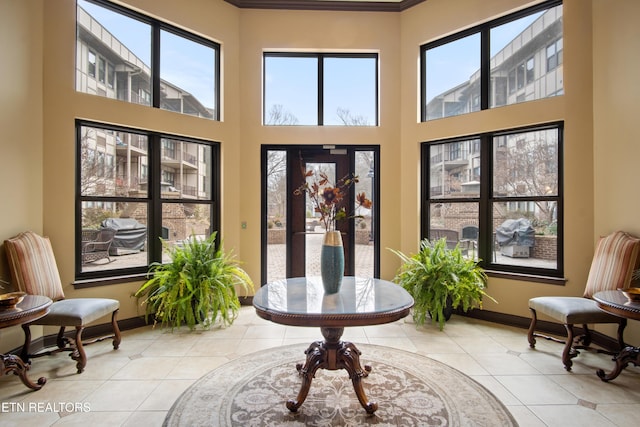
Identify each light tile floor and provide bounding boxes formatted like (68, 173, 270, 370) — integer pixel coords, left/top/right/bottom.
(1, 306, 639, 426)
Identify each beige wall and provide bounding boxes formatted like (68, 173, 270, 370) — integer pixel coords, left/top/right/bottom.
(0, 0, 45, 349)
(1, 0, 640, 350)
(592, 0, 640, 342)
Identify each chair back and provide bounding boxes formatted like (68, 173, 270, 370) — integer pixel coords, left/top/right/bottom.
(4, 231, 65, 301)
(462, 226, 479, 240)
(583, 231, 640, 298)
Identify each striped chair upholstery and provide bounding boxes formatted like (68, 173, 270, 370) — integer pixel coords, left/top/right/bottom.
(583, 231, 640, 298)
(527, 231, 640, 371)
(5, 231, 65, 300)
(4, 231, 121, 374)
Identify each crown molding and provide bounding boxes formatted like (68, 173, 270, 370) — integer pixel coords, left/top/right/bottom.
(224, 0, 425, 12)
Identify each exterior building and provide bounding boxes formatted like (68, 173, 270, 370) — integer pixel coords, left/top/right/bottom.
(76, 4, 211, 229)
(427, 7, 562, 226)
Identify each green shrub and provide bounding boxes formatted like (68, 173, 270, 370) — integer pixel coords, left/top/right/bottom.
(389, 238, 495, 330)
(134, 232, 254, 330)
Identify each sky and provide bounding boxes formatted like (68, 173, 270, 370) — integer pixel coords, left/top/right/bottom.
(264, 56, 377, 125)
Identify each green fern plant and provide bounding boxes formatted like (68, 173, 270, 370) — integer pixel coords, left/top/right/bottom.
(389, 238, 495, 330)
(134, 232, 254, 330)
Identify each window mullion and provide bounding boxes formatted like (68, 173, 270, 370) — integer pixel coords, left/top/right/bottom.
(480, 28, 489, 111)
(318, 55, 324, 126)
(479, 134, 492, 264)
(151, 23, 161, 109)
(420, 143, 430, 238)
(149, 134, 162, 262)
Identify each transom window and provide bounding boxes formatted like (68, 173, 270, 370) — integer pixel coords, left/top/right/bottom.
(421, 0, 563, 120)
(422, 123, 563, 278)
(76, 0, 220, 120)
(263, 53, 378, 126)
(76, 121, 220, 280)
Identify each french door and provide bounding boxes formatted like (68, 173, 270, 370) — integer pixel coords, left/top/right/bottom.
(262, 145, 379, 285)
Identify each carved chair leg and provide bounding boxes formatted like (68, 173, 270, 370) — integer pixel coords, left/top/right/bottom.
(562, 323, 577, 371)
(527, 308, 538, 348)
(112, 309, 122, 350)
(579, 324, 592, 347)
(56, 326, 68, 349)
(72, 326, 87, 374)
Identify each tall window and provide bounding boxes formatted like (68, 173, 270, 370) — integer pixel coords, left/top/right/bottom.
(76, 121, 220, 280)
(422, 123, 563, 278)
(421, 0, 562, 120)
(76, 0, 220, 120)
(263, 53, 378, 126)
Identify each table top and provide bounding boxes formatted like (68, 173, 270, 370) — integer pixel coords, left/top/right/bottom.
(593, 290, 640, 321)
(253, 276, 414, 328)
(0, 295, 52, 329)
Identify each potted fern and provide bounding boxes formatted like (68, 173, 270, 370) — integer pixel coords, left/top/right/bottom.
(389, 238, 495, 330)
(134, 232, 254, 330)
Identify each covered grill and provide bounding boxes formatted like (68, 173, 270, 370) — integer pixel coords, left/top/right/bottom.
(101, 218, 147, 255)
(496, 218, 535, 258)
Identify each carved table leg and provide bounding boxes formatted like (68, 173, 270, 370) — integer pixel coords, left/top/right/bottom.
(287, 327, 378, 414)
(1, 353, 47, 390)
(597, 345, 640, 382)
(339, 341, 377, 414)
(286, 340, 326, 412)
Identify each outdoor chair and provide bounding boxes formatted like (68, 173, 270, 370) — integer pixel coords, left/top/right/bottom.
(461, 225, 479, 258)
(527, 230, 640, 371)
(429, 228, 460, 250)
(4, 231, 121, 373)
(81, 228, 115, 264)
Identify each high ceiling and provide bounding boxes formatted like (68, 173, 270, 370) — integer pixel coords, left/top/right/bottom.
(224, 0, 426, 12)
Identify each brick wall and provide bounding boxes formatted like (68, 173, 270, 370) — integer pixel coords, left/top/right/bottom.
(531, 235, 557, 261)
(268, 229, 285, 244)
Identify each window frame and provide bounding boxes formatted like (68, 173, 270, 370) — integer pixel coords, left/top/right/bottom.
(262, 52, 379, 126)
(421, 122, 564, 280)
(75, 119, 221, 282)
(77, 0, 221, 120)
(420, 0, 562, 121)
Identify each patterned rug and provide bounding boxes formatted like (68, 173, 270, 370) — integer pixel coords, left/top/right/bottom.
(165, 343, 518, 426)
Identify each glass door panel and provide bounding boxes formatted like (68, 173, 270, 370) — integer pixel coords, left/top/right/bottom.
(263, 146, 378, 285)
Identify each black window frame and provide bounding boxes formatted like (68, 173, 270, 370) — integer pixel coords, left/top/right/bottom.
(262, 52, 379, 126)
(78, 0, 221, 121)
(75, 119, 221, 282)
(421, 122, 564, 280)
(420, 0, 562, 121)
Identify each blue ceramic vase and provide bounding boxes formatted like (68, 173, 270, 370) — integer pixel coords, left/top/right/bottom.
(320, 231, 344, 294)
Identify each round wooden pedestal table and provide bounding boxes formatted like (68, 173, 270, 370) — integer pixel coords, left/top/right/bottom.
(253, 276, 414, 414)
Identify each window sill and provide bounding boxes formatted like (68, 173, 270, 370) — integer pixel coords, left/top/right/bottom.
(486, 269, 566, 285)
(73, 273, 147, 289)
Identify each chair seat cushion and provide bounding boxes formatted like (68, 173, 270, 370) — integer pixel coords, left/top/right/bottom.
(33, 298, 120, 327)
(529, 296, 620, 324)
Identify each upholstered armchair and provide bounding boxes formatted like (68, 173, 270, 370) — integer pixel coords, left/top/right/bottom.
(528, 231, 640, 371)
(4, 231, 121, 373)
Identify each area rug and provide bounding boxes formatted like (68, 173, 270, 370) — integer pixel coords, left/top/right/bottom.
(165, 343, 518, 426)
